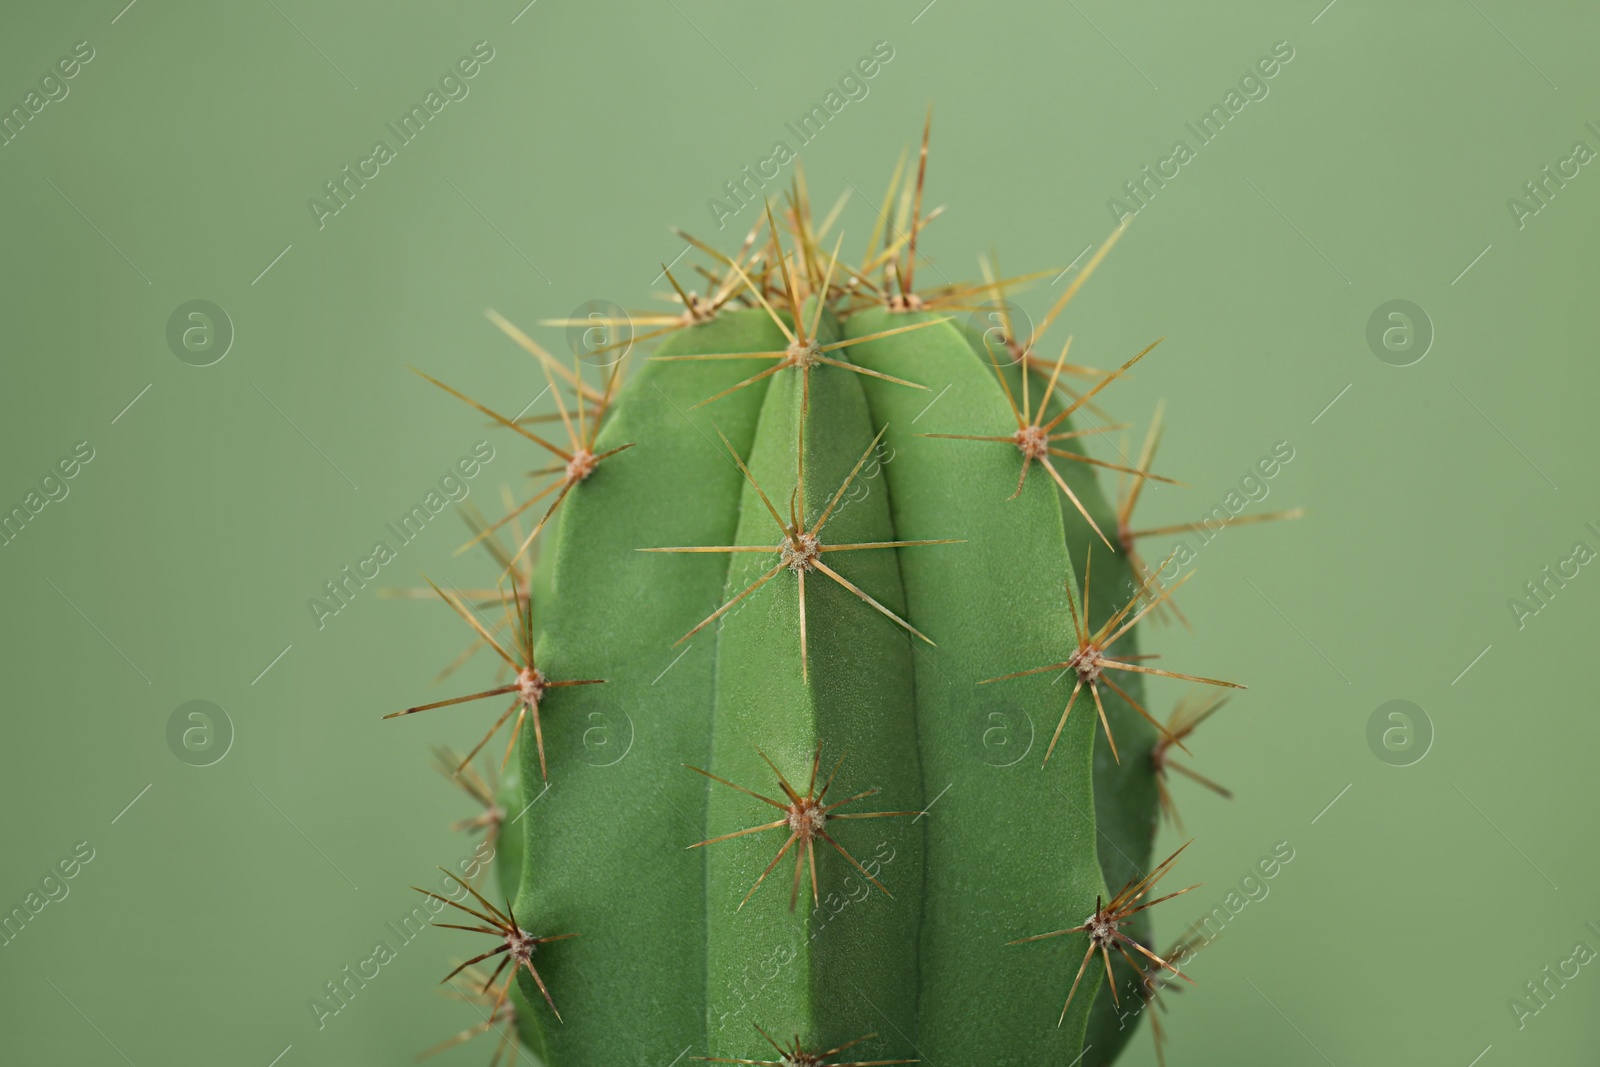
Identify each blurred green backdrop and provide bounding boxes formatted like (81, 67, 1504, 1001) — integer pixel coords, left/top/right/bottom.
(2, 1, 1596, 1064)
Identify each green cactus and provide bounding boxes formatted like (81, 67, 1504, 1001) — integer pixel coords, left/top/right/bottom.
(389, 122, 1287, 1066)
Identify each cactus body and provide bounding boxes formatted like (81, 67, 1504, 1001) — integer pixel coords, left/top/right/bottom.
(491, 303, 1108, 1063)
(396, 131, 1261, 1066)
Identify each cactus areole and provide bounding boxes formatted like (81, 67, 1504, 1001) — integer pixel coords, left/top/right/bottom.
(391, 119, 1269, 1067)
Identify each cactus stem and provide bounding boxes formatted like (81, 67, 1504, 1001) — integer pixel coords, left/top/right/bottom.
(385, 576, 604, 781)
(981, 548, 1243, 765)
(1008, 842, 1198, 1027)
(685, 746, 919, 912)
(389, 119, 1256, 1063)
(641, 425, 961, 676)
(698, 1024, 918, 1066)
(416, 868, 577, 1023)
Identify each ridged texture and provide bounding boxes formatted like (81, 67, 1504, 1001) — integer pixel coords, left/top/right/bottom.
(499, 305, 1118, 1063)
(510, 310, 782, 1062)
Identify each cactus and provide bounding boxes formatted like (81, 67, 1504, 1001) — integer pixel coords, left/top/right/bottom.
(388, 120, 1297, 1066)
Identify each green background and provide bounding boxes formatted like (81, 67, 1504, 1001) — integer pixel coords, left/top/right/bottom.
(2, 1, 1596, 1064)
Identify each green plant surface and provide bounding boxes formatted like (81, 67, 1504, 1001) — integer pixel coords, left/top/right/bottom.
(848, 307, 1106, 1062)
(497, 297, 1119, 1063)
(701, 327, 924, 1056)
(947, 296, 1186, 1060)
(959, 339, 1165, 1063)
(1019, 355, 1161, 1066)
(507, 308, 784, 1063)
(493, 757, 525, 909)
